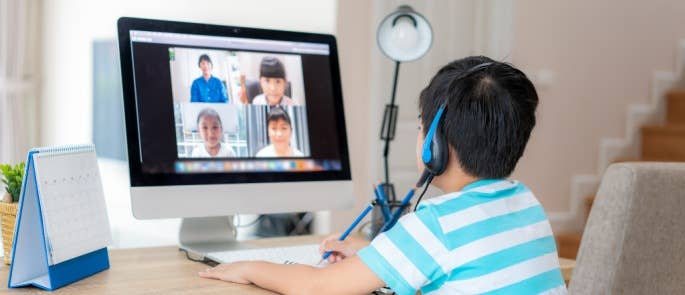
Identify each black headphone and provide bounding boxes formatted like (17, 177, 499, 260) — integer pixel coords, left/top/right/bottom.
(418, 62, 494, 186)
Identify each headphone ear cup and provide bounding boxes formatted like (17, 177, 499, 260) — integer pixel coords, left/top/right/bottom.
(425, 127, 449, 175)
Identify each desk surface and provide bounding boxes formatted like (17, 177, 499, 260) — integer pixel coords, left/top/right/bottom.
(0, 235, 575, 294)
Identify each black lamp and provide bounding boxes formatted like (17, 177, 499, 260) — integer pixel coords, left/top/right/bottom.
(376, 5, 433, 200)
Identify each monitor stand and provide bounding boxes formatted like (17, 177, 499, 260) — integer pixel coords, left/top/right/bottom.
(178, 216, 247, 262)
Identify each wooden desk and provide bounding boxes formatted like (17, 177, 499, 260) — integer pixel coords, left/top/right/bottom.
(0, 235, 575, 294)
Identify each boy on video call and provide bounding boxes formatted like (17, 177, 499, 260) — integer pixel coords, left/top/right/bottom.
(190, 54, 229, 103)
(256, 107, 304, 157)
(199, 56, 567, 294)
(252, 56, 297, 107)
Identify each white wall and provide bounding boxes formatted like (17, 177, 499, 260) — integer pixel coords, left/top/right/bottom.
(40, 0, 338, 247)
(331, 0, 484, 231)
(335, 0, 685, 234)
(510, 0, 685, 215)
(330, 0, 374, 231)
(40, 0, 336, 146)
(39, 0, 685, 243)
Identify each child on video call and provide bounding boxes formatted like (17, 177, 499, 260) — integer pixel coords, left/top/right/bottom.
(199, 56, 567, 294)
(191, 108, 236, 158)
(252, 56, 297, 107)
(190, 54, 229, 103)
(256, 107, 304, 157)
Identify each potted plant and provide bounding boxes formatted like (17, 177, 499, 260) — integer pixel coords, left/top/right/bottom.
(0, 162, 25, 264)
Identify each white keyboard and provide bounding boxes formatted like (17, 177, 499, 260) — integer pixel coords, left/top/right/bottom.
(206, 244, 322, 266)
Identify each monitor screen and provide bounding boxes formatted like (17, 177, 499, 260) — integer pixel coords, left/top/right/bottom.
(118, 18, 350, 186)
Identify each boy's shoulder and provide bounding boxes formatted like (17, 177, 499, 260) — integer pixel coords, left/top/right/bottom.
(415, 179, 549, 248)
(358, 179, 564, 294)
(420, 179, 534, 213)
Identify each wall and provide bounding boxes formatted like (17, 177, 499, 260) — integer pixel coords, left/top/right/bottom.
(37, 0, 685, 238)
(334, 0, 685, 233)
(40, 0, 337, 146)
(510, 0, 685, 214)
(332, 0, 485, 231)
(330, 0, 374, 231)
(38, 0, 338, 248)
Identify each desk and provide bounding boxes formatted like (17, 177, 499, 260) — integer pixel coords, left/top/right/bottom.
(0, 235, 575, 294)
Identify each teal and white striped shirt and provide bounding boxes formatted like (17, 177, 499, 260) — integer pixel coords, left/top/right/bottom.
(358, 179, 567, 295)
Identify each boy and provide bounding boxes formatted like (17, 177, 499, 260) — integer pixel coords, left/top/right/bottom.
(252, 56, 297, 106)
(255, 107, 304, 157)
(199, 56, 566, 294)
(190, 54, 229, 103)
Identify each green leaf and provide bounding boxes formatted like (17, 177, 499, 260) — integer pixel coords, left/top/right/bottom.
(0, 162, 25, 202)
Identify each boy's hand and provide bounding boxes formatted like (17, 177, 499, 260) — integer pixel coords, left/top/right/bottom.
(319, 233, 370, 264)
(198, 262, 251, 284)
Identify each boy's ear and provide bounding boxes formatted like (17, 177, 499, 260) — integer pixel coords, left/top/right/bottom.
(424, 126, 449, 176)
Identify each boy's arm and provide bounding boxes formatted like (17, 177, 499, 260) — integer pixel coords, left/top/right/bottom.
(199, 255, 385, 295)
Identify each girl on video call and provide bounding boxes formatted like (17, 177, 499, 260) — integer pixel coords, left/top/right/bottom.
(191, 108, 236, 158)
(252, 56, 297, 107)
(255, 107, 304, 157)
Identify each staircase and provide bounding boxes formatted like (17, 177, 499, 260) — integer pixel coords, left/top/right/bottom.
(555, 89, 685, 259)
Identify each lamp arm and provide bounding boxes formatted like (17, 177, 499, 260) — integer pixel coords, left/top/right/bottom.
(380, 61, 401, 197)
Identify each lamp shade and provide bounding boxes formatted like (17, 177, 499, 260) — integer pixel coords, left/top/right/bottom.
(377, 5, 433, 62)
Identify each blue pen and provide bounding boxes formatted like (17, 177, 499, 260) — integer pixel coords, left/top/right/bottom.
(319, 202, 375, 264)
(373, 185, 392, 221)
(379, 187, 416, 233)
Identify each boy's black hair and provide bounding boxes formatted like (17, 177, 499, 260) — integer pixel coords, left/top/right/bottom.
(196, 108, 222, 127)
(419, 56, 538, 178)
(260, 57, 286, 79)
(198, 54, 212, 67)
(266, 107, 292, 127)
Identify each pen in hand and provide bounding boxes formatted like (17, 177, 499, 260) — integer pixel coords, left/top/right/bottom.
(318, 202, 374, 265)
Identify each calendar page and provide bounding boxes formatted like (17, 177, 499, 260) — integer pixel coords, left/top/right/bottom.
(32, 146, 112, 265)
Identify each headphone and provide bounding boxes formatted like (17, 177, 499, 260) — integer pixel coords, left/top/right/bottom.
(418, 62, 494, 186)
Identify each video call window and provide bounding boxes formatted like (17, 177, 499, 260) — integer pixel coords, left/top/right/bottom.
(170, 48, 311, 159)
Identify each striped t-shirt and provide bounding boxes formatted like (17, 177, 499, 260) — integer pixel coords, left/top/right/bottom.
(358, 179, 567, 295)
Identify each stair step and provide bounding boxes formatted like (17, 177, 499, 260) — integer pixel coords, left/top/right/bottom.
(585, 195, 595, 216)
(666, 89, 685, 125)
(611, 157, 642, 163)
(555, 233, 582, 259)
(641, 125, 685, 161)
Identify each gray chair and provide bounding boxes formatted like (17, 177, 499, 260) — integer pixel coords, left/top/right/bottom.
(569, 163, 685, 294)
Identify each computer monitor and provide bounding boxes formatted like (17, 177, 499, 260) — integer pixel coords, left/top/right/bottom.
(117, 17, 353, 252)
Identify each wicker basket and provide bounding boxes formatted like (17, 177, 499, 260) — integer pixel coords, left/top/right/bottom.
(0, 200, 18, 265)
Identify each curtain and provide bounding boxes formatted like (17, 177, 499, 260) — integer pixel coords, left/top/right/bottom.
(0, 0, 41, 164)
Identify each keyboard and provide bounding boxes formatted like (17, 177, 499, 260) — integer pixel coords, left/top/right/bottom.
(206, 244, 322, 266)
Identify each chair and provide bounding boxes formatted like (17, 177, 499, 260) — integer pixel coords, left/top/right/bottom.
(244, 80, 292, 103)
(568, 163, 685, 294)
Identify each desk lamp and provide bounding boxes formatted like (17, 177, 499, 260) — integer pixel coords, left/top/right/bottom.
(376, 5, 433, 200)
